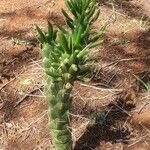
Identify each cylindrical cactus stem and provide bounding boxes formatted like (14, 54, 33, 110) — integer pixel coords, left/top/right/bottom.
(36, 0, 104, 149)
(45, 81, 73, 150)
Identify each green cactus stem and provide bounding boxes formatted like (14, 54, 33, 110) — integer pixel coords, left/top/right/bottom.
(37, 0, 105, 149)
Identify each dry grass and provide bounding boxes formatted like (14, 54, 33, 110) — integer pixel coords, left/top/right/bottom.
(0, 0, 150, 149)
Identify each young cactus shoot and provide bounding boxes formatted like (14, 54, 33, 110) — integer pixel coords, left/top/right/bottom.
(36, 0, 105, 149)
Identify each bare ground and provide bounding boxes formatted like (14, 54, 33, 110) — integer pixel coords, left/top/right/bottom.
(0, 0, 150, 150)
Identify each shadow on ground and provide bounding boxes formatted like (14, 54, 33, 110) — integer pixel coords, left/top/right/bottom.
(0, 46, 39, 80)
(0, 5, 65, 43)
(136, 28, 150, 50)
(74, 99, 134, 150)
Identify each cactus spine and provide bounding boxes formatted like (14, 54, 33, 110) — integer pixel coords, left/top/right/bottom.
(37, 0, 105, 149)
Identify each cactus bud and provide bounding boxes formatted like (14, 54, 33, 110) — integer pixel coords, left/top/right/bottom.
(46, 94, 56, 106)
(60, 62, 68, 72)
(63, 73, 71, 81)
(65, 83, 72, 89)
(69, 64, 78, 73)
(49, 119, 67, 130)
(50, 102, 67, 119)
(64, 58, 69, 64)
(51, 63, 59, 67)
(77, 48, 88, 59)
(41, 43, 52, 58)
(43, 58, 51, 68)
(46, 68, 61, 78)
(61, 53, 69, 60)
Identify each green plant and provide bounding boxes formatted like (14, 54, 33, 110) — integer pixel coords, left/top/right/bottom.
(36, 0, 105, 149)
(134, 74, 150, 92)
(91, 111, 107, 125)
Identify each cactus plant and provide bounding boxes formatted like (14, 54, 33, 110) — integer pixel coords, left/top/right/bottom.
(36, 0, 105, 149)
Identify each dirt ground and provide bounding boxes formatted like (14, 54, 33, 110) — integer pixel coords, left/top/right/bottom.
(0, 0, 150, 150)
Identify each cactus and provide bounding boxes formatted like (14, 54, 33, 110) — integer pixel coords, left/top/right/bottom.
(36, 0, 105, 149)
